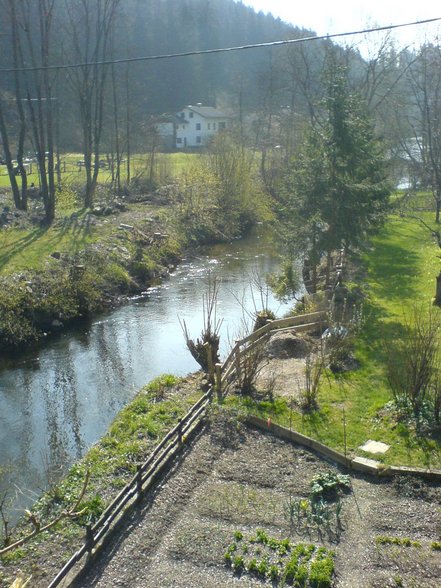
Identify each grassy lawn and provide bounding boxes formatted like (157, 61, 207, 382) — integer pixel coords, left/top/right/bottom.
(228, 212, 441, 468)
(0, 210, 93, 274)
(0, 152, 198, 188)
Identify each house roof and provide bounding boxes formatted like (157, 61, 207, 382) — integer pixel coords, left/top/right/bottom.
(182, 105, 230, 119)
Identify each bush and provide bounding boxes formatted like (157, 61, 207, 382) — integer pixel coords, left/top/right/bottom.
(386, 306, 440, 419)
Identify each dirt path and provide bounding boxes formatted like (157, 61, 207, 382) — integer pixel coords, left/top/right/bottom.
(73, 421, 441, 588)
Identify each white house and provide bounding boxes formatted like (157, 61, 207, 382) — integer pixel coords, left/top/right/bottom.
(172, 104, 231, 148)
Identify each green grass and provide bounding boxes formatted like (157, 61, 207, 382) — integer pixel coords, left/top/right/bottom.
(228, 212, 441, 468)
(0, 152, 198, 188)
(0, 211, 97, 274)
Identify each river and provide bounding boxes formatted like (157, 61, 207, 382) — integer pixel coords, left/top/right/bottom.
(0, 226, 290, 523)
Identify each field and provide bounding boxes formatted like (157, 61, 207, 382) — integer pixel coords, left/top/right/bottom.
(0, 152, 198, 189)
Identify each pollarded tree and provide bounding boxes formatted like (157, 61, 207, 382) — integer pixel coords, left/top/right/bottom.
(279, 64, 391, 292)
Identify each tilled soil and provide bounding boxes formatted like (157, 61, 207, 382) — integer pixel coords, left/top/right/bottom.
(73, 420, 441, 588)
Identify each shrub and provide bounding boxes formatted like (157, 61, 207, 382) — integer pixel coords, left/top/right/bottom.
(386, 306, 440, 416)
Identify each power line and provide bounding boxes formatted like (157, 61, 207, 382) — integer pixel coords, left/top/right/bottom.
(1, 16, 440, 74)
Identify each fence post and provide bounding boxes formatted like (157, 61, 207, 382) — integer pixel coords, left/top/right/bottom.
(215, 363, 222, 402)
(204, 341, 214, 385)
(177, 418, 183, 446)
(234, 342, 241, 383)
(136, 464, 143, 505)
(85, 524, 95, 553)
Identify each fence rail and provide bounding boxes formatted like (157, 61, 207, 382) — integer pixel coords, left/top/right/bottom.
(48, 389, 212, 588)
(217, 310, 328, 396)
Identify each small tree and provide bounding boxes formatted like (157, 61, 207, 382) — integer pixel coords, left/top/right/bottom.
(180, 276, 222, 374)
(386, 306, 440, 416)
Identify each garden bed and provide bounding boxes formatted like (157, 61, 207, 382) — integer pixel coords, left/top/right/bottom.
(71, 412, 441, 588)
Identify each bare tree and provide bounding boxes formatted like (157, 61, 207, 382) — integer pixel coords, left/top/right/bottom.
(63, 0, 121, 208)
(397, 43, 441, 222)
(0, 0, 57, 221)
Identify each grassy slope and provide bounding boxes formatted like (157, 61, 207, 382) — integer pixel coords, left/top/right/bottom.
(0, 375, 203, 586)
(230, 213, 441, 468)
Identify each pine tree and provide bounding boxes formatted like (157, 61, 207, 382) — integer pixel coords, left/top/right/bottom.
(279, 65, 391, 292)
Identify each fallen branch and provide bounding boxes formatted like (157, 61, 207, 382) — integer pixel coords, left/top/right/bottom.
(0, 470, 90, 556)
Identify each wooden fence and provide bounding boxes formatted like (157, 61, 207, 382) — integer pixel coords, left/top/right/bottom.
(48, 389, 212, 588)
(214, 310, 328, 396)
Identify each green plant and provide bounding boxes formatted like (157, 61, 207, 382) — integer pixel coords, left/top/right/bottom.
(256, 528, 269, 544)
(309, 556, 335, 587)
(269, 564, 280, 581)
(431, 541, 441, 550)
(257, 557, 269, 577)
(0, 548, 26, 565)
(75, 495, 105, 525)
(232, 554, 244, 572)
(375, 535, 421, 548)
(310, 471, 351, 501)
(295, 564, 309, 586)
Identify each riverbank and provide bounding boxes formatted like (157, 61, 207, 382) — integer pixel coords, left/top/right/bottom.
(0, 187, 185, 352)
(0, 373, 206, 587)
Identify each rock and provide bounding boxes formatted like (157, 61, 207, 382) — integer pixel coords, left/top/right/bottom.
(51, 319, 64, 330)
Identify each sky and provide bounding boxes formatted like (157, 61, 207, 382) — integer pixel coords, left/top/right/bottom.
(240, 0, 441, 53)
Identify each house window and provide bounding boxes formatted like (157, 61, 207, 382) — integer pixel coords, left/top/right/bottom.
(208, 123, 211, 130)
(176, 138, 182, 144)
(196, 136, 201, 143)
(180, 112, 185, 119)
(219, 122, 226, 129)
(189, 112, 194, 118)
(196, 123, 201, 130)
(213, 123, 216, 130)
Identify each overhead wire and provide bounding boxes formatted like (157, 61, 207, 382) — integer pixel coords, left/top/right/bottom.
(0, 16, 440, 73)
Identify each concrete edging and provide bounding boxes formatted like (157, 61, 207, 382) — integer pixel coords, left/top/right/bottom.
(246, 415, 441, 481)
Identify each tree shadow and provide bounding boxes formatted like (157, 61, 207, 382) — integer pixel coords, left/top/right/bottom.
(0, 226, 49, 271)
(367, 238, 421, 303)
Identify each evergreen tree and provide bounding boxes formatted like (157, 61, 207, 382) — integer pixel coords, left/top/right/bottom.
(278, 65, 391, 292)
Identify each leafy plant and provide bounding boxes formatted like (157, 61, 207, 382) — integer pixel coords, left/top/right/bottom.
(232, 554, 244, 572)
(310, 471, 351, 501)
(225, 530, 335, 587)
(375, 535, 421, 548)
(309, 556, 335, 587)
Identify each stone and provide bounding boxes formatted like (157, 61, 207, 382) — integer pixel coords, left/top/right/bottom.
(352, 456, 382, 471)
(359, 439, 390, 454)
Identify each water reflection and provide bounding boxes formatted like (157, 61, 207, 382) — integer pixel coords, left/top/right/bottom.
(0, 227, 289, 522)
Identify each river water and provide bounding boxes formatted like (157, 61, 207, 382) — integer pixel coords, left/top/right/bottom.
(0, 226, 289, 522)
